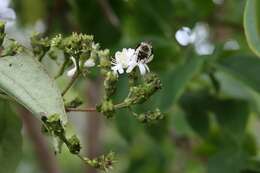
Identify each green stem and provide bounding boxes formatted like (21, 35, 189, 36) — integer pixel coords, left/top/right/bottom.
(61, 71, 81, 96)
(55, 59, 69, 79)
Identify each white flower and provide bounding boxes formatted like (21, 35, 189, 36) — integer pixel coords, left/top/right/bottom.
(175, 27, 194, 46)
(0, 0, 16, 23)
(84, 58, 95, 67)
(67, 57, 77, 77)
(67, 56, 95, 77)
(111, 48, 136, 75)
(175, 22, 215, 55)
(224, 40, 240, 50)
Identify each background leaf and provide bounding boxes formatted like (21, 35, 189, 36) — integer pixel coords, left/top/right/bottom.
(0, 100, 22, 173)
(159, 56, 204, 111)
(216, 56, 260, 94)
(244, 0, 260, 57)
(0, 54, 67, 123)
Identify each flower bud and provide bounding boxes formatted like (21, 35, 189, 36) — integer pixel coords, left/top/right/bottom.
(67, 135, 81, 154)
(84, 152, 116, 172)
(125, 74, 162, 105)
(98, 49, 111, 69)
(137, 108, 164, 123)
(96, 99, 115, 118)
(104, 71, 118, 98)
(0, 21, 5, 46)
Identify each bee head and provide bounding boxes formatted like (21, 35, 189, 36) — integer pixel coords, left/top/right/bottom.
(140, 41, 152, 52)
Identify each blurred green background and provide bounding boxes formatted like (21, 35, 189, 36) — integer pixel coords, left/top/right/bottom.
(2, 0, 260, 173)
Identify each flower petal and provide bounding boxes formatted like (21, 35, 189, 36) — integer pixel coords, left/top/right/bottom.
(138, 63, 146, 75)
(175, 27, 193, 46)
(67, 67, 77, 77)
(84, 58, 95, 67)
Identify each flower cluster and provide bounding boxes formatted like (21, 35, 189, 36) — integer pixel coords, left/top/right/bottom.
(175, 22, 215, 55)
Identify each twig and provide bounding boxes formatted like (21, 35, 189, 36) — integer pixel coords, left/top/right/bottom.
(97, 0, 120, 29)
(61, 71, 81, 96)
(55, 59, 69, 79)
(66, 107, 96, 112)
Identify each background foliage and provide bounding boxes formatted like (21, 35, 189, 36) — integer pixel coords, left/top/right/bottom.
(1, 0, 260, 173)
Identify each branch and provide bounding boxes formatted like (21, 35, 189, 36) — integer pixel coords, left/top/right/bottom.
(62, 71, 81, 96)
(66, 107, 96, 112)
(97, 0, 120, 29)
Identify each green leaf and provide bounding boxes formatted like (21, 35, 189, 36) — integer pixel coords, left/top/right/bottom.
(179, 91, 212, 138)
(208, 149, 248, 173)
(0, 54, 67, 123)
(216, 56, 260, 94)
(212, 99, 249, 137)
(244, 0, 260, 57)
(159, 57, 204, 110)
(0, 100, 22, 173)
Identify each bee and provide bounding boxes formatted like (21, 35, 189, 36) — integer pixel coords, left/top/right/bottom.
(135, 41, 154, 63)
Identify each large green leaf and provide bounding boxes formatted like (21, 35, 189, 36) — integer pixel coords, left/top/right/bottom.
(244, 0, 260, 57)
(0, 54, 67, 123)
(212, 99, 249, 138)
(216, 56, 260, 94)
(0, 100, 22, 173)
(159, 57, 204, 111)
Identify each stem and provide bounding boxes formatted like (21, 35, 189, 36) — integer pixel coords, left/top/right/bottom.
(38, 53, 45, 62)
(55, 59, 69, 79)
(66, 107, 96, 112)
(62, 71, 81, 96)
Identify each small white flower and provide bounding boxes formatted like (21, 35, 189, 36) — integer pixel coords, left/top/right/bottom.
(175, 22, 215, 56)
(224, 40, 240, 50)
(84, 58, 95, 67)
(67, 57, 77, 77)
(67, 56, 95, 77)
(175, 27, 194, 46)
(111, 48, 136, 75)
(0, 0, 16, 23)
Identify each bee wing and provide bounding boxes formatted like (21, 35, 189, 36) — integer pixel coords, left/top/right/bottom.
(146, 54, 154, 63)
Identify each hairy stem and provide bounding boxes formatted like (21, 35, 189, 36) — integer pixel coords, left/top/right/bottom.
(66, 107, 96, 112)
(62, 71, 81, 96)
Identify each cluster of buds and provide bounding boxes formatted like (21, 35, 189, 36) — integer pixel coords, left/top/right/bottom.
(84, 152, 116, 172)
(30, 32, 51, 61)
(0, 22, 23, 57)
(97, 71, 164, 122)
(137, 108, 164, 123)
(0, 21, 5, 46)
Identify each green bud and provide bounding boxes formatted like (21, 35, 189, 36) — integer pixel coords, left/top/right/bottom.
(65, 97, 83, 108)
(137, 108, 164, 123)
(0, 21, 5, 46)
(41, 114, 65, 136)
(98, 49, 111, 70)
(1, 40, 24, 57)
(84, 151, 116, 172)
(125, 74, 162, 105)
(67, 135, 81, 154)
(104, 71, 118, 98)
(50, 34, 62, 48)
(30, 33, 50, 59)
(96, 99, 115, 118)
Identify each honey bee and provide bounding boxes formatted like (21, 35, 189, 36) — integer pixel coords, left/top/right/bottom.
(135, 41, 154, 63)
